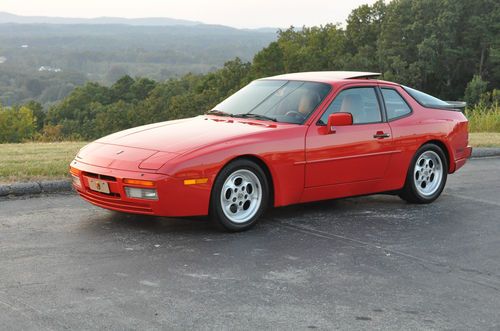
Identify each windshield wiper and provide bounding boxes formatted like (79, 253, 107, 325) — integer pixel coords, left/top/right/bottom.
(205, 109, 234, 117)
(234, 113, 277, 122)
(207, 110, 277, 122)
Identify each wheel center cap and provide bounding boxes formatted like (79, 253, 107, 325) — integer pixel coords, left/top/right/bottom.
(238, 193, 244, 199)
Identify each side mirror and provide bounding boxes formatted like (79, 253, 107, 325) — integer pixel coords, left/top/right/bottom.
(327, 112, 353, 134)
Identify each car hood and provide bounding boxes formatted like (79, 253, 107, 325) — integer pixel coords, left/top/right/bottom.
(96, 116, 284, 153)
(77, 116, 288, 171)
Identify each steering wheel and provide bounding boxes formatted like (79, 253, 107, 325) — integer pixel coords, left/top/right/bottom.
(285, 110, 305, 120)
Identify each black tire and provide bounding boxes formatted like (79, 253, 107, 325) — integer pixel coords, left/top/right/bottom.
(399, 143, 448, 204)
(209, 159, 269, 232)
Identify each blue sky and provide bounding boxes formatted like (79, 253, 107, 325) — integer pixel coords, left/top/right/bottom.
(1, 0, 380, 28)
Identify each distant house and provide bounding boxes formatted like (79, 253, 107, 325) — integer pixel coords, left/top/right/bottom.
(0, 56, 6, 64)
(38, 66, 62, 73)
(21, 44, 29, 48)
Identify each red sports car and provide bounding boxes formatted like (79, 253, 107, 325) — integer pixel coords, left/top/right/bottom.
(70, 71, 472, 231)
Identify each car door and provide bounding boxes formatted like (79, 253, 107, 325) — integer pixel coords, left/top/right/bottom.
(305, 85, 394, 188)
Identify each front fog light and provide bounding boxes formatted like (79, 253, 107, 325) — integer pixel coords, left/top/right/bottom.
(125, 187, 158, 200)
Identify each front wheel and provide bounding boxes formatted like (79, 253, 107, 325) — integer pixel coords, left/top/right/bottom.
(399, 144, 448, 204)
(210, 159, 269, 232)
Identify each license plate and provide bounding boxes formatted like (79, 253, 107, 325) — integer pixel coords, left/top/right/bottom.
(88, 178, 110, 194)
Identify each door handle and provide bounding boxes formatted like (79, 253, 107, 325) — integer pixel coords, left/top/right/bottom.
(373, 131, 391, 139)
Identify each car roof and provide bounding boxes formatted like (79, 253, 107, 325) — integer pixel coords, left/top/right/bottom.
(262, 71, 383, 84)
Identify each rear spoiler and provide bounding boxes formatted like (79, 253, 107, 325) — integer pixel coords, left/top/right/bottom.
(345, 72, 381, 79)
(443, 101, 467, 112)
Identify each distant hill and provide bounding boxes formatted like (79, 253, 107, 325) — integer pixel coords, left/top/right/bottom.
(0, 15, 277, 106)
(0, 11, 202, 26)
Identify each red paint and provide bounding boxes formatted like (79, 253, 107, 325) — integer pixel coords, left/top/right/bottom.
(70, 74, 471, 217)
(327, 112, 353, 132)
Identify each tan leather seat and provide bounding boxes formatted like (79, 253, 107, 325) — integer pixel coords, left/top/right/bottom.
(298, 92, 320, 115)
(339, 94, 363, 123)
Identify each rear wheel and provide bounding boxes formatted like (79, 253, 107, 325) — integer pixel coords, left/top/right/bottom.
(210, 159, 269, 232)
(399, 144, 447, 204)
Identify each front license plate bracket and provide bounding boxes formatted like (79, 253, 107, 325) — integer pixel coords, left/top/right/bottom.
(88, 178, 111, 194)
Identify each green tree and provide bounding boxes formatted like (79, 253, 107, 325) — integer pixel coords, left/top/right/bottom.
(23, 101, 45, 131)
(0, 105, 36, 143)
(252, 42, 285, 77)
(464, 75, 489, 105)
(345, 0, 386, 71)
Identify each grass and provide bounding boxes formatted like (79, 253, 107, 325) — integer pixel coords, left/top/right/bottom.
(465, 103, 500, 132)
(469, 132, 500, 148)
(0, 141, 87, 184)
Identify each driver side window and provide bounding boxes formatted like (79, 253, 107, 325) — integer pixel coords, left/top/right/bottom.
(319, 87, 381, 125)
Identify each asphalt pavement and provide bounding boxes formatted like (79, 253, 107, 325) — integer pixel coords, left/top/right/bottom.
(1, 157, 499, 330)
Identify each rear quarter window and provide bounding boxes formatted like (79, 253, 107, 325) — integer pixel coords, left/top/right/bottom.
(402, 86, 450, 109)
(381, 88, 412, 120)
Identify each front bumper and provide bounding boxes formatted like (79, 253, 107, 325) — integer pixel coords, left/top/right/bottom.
(70, 159, 211, 217)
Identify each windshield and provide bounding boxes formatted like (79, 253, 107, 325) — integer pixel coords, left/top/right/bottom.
(210, 80, 331, 124)
(402, 86, 450, 108)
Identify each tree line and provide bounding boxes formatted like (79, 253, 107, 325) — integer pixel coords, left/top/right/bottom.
(1, 0, 498, 143)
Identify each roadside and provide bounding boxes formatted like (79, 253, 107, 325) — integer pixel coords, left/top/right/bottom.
(0, 180, 72, 197)
(471, 147, 500, 158)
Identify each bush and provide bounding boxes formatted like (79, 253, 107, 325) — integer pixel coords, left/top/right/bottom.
(478, 89, 500, 105)
(36, 124, 64, 142)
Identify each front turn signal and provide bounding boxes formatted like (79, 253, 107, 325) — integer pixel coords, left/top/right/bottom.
(69, 166, 80, 176)
(123, 178, 155, 187)
(183, 178, 209, 185)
